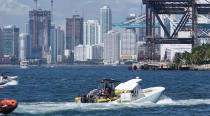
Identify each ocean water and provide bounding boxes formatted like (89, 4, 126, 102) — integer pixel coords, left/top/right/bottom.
(0, 66, 210, 116)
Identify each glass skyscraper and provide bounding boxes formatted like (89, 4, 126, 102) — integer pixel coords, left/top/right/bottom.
(51, 26, 65, 64)
(100, 6, 112, 43)
(66, 15, 83, 52)
(0, 28, 2, 57)
(2, 25, 19, 58)
(29, 9, 51, 59)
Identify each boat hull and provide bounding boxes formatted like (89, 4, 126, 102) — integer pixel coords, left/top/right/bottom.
(0, 76, 18, 86)
(0, 100, 18, 114)
(134, 87, 165, 103)
(116, 87, 165, 103)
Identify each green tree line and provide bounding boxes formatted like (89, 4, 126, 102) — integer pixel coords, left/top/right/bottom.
(174, 44, 210, 65)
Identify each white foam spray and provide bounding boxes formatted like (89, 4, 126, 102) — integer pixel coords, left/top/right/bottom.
(14, 95, 210, 114)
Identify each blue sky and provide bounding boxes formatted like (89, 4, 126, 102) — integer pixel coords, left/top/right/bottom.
(0, 0, 143, 32)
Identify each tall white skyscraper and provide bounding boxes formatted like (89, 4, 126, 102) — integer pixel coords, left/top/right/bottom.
(83, 20, 100, 45)
(104, 31, 120, 65)
(100, 6, 112, 43)
(121, 29, 137, 60)
(19, 33, 28, 60)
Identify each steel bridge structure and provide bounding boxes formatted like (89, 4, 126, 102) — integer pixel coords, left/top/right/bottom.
(142, 0, 210, 60)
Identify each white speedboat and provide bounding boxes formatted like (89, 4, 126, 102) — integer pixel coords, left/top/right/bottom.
(75, 77, 165, 103)
(115, 77, 165, 103)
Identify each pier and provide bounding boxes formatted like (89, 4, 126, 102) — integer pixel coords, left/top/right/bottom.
(129, 62, 210, 71)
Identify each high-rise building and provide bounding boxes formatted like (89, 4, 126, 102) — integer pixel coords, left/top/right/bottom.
(29, 9, 51, 59)
(104, 31, 120, 65)
(19, 33, 29, 60)
(92, 44, 104, 60)
(51, 27, 57, 64)
(138, 28, 146, 41)
(136, 41, 146, 61)
(56, 27, 65, 62)
(51, 26, 65, 64)
(74, 44, 92, 61)
(0, 28, 3, 57)
(66, 15, 83, 51)
(100, 6, 112, 43)
(19, 33, 30, 59)
(121, 29, 137, 61)
(83, 20, 100, 45)
(2, 25, 19, 58)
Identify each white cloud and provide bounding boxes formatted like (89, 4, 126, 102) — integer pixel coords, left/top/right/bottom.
(0, 0, 29, 15)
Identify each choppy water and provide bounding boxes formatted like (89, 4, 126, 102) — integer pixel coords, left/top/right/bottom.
(0, 66, 210, 116)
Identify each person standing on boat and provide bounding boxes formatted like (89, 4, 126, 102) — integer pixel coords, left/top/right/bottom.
(105, 88, 110, 97)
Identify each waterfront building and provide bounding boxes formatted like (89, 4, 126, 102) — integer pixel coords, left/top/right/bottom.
(64, 49, 70, 58)
(29, 9, 51, 59)
(2, 25, 19, 58)
(74, 45, 92, 61)
(121, 29, 137, 61)
(92, 44, 104, 60)
(83, 20, 100, 45)
(100, 6, 112, 43)
(136, 41, 147, 61)
(66, 15, 83, 52)
(51, 26, 65, 64)
(160, 44, 192, 61)
(104, 31, 120, 65)
(19, 33, 30, 60)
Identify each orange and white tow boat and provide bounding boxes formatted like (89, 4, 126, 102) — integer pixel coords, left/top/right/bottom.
(0, 99, 18, 114)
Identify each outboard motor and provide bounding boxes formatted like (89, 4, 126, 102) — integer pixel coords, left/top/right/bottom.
(81, 95, 88, 103)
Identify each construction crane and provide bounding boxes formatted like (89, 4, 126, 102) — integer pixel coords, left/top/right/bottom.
(51, 0, 54, 22)
(34, 0, 37, 10)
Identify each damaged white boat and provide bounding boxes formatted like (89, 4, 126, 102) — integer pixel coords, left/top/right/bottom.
(115, 77, 165, 103)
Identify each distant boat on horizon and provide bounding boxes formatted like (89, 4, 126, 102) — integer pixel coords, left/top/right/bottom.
(20, 60, 29, 69)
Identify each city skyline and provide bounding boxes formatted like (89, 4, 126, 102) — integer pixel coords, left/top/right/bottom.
(0, 0, 142, 32)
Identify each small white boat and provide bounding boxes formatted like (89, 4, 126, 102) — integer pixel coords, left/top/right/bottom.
(115, 77, 165, 103)
(0, 72, 18, 86)
(20, 60, 29, 69)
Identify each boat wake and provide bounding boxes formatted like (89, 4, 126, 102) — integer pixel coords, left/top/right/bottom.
(14, 95, 210, 114)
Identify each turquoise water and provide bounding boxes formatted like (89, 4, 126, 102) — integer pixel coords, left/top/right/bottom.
(0, 66, 210, 116)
